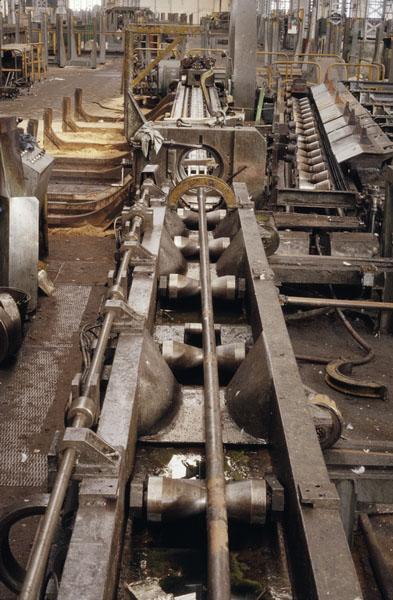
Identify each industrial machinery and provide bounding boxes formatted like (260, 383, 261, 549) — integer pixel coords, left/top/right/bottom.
(0, 148, 352, 600)
(0, 114, 53, 364)
(0, 115, 54, 311)
(3, 2, 393, 599)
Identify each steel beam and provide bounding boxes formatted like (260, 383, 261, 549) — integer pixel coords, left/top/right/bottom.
(231, 182, 363, 599)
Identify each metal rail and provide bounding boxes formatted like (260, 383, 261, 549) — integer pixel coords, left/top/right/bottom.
(198, 187, 231, 600)
(19, 243, 134, 599)
(326, 62, 381, 81)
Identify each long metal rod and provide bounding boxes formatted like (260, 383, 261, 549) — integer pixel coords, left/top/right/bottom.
(19, 248, 132, 599)
(281, 295, 393, 311)
(198, 187, 231, 600)
(359, 514, 393, 599)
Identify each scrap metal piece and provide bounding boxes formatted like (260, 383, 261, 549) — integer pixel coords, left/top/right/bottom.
(37, 270, 55, 296)
(325, 359, 388, 400)
(257, 214, 280, 257)
(307, 392, 344, 450)
(125, 578, 173, 600)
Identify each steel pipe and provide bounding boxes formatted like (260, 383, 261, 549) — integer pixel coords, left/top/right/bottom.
(281, 295, 393, 311)
(198, 187, 231, 600)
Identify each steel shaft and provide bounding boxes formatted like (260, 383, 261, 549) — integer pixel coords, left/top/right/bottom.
(19, 245, 132, 599)
(198, 188, 231, 600)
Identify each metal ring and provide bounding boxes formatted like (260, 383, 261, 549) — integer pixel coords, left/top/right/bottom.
(167, 175, 237, 211)
(0, 494, 49, 593)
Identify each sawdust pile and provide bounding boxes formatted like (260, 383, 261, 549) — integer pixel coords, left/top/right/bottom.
(49, 224, 114, 237)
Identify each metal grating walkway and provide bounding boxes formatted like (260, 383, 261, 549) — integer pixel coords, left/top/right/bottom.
(0, 285, 91, 486)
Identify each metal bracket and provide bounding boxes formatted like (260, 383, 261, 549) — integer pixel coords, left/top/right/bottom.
(61, 428, 120, 477)
(265, 473, 285, 513)
(104, 299, 145, 329)
(70, 371, 100, 406)
(79, 477, 120, 505)
(121, 239, 155, 265)
(107, 269, 127, 298)
(298, 482, 340, 509)
(362, 271, 375, 288)
(122, 204, 154, 231)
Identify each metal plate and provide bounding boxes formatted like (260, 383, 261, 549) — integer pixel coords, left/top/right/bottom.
(276, 231, 310, 256)
(139, 387, 266, 445)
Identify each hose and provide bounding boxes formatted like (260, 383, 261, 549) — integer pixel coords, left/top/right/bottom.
(294, 238, 375, 366)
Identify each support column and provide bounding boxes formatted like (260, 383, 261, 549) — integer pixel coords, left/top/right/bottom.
(56, 14, 66, 67)
(99, 11, 105, 64)
(41, 12, 48, 75)
(15, 9, 20, 42)
(91, 16, 97, 69)
(229, 0, 257, 120)
(381, 167, 393, 332)
(66, 9, 72, 61)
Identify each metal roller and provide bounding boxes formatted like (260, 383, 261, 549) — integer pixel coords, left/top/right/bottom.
(144, 477, 268, 525)
(177, 207, 227, 230)
(159, 274, 246, 302)
(162, 340, 246, 373)
(174, 235, 231, 260)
